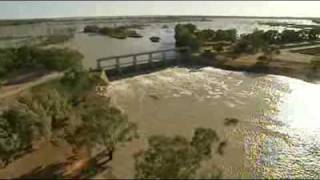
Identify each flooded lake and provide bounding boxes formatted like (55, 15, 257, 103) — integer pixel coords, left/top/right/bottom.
(106, 67, 320, 179)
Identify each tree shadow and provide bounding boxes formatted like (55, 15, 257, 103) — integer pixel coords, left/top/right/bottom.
(242, 60, 271, 78)
(17, 150, 113, 179)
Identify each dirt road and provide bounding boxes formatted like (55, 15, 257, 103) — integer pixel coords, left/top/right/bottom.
(0, 72, 64, 100)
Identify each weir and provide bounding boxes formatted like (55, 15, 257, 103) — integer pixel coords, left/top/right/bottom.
(96, 47, 191, 76)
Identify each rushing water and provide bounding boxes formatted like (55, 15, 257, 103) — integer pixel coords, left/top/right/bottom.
(105, 67, 320, 178)
(1, 17, 320, 178)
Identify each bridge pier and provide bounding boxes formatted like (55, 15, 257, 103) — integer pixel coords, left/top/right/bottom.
(133, 55, 138, 71)
(97, 59, 101, 70)
(116, 57, 121, 74)
(148, 53, 154, 68)
(176, 51, 181, 65)
(162, 52, 166, 66)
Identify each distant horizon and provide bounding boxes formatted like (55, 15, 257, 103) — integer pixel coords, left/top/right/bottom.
(1, 1, 320, 20)
(1, 14, 319, 21)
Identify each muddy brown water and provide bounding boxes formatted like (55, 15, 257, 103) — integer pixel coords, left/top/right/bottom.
(105, 67, 320, 179)
(1, 17, 320, 178)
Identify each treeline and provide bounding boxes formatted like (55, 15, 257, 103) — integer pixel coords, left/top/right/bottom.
(242, 29, 320, 45)
(174, 23, 320, 52)
(233, 29, 320, 53)
(175, 24, 236, 50)
(0, 46, 83, 81)
(0, 67, 137, 167)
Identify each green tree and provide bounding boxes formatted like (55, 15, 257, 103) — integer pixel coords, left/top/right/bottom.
(135, 128, 221, 179)
(70, 94, 138, 155)
(263, 30, 281, 44)
(38, 48, 83, 71)
(0, 107, 41, 165)
(0, 46, 83, 81)
(280, 29, 301, 43)
(191, 127, 219, 158)
(215, 29, 237, 42)
(175, 24, 200, 50)
(197, 29, 216, 41)
(84, 25, 100, 33)
(0, 49, 15, 79)
(18, 87, 76, 139)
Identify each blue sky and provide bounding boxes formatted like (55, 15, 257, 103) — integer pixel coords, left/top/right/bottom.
(1, 1, 320, 19)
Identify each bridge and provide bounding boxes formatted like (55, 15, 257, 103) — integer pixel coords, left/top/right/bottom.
(96, 47, 191, 76)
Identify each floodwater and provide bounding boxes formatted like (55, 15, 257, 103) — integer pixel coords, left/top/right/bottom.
(106, 67, 320, 179)
(0, 17, 314, 68)
(47, 18, 311, 69)
(1, 17, 320, 178)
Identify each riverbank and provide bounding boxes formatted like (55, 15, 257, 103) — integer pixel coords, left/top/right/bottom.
(190, 45, 320, 83)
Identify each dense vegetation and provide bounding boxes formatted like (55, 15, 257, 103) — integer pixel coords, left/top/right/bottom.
(175, 24, 201, 50)
(233, 28, 320, 53)
(83, 25, 142, 39)
(0, 46, 83, 81)
(175, 23, 237, 50)
(135, 128, 222, 179)
(0, 67, 137, 167)
(175, 23, 320, 54)
(259, 21, 320, 29)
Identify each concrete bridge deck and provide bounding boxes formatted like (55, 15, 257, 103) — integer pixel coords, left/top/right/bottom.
(96, 47, 191, 75)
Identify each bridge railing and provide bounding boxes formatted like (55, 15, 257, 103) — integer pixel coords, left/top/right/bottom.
(96, 47, 190, 72)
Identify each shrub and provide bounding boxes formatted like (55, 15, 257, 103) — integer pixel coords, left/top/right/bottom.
(215, 29, 237, 42)
(98, 27, 112, 35)
(84, 25, 100, 33)
(0, 107, 41, 165)
(39, 48, 83, 71)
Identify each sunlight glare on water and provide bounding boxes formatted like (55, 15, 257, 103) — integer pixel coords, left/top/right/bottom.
(279, 79, 320, 130)
(259, 77, 320, 178)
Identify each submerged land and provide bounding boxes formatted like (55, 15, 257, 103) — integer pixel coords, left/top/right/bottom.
(0, 15, 320, 179)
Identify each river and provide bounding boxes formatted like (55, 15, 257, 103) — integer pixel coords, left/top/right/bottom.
(105, 67, 320, 179)
(1, 17, 320, 178)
